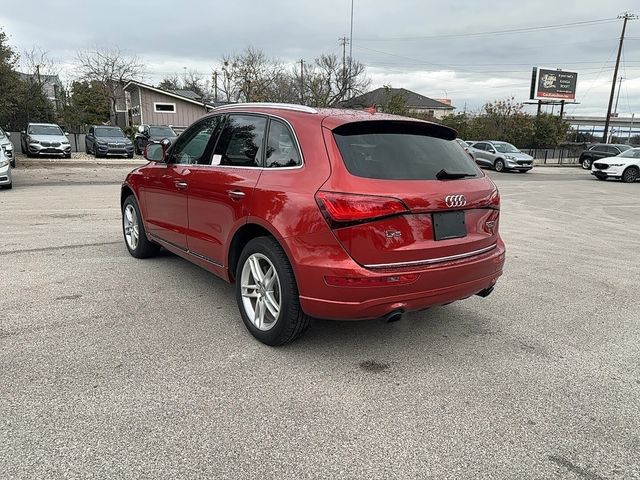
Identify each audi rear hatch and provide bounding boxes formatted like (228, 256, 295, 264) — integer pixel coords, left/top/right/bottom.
(318, 119, 500, 268)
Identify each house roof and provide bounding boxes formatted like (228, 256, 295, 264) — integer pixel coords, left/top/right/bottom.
(343, 87, 454, 110)
(169, 89, 201, 100)
(123, 80, 215, 108)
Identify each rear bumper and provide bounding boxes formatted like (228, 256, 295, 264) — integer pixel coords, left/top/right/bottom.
(288, 232, 505, 320)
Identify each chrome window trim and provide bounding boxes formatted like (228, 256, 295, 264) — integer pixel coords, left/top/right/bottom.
(363, 243, 497, 269)
(197, 113, 305, 171)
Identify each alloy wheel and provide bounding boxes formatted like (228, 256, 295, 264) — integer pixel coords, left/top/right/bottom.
(582, 159, 591, 170)
(240, 253, 282, 331)
(623, 168, 638, 183)
(123, 204, 139, 250)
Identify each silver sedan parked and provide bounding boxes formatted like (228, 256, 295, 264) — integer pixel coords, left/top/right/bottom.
(470, 141, 534, 173)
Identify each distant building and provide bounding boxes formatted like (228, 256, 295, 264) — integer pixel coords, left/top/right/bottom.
(123, 81, 217, 131)
(342, 87, 455, 119)
(17, 72, 64, 112)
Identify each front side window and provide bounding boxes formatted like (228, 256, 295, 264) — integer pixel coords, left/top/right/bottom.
(170, 116, 221, 165)
(213, 114, 267, 168)
(265, 119, 301, 168)
(619, 148, 640, 158)
(473, 142, 486, 151)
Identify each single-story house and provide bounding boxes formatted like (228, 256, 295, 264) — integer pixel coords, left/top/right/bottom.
(123, 80, 216, 131)
(342, 87, 455, 119)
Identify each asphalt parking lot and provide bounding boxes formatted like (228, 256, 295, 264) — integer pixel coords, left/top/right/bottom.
(1, 163, 639, 479)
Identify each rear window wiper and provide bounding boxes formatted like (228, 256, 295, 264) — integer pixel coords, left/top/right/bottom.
(435, 169, 476, 180)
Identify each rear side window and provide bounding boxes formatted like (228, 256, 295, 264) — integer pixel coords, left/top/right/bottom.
(214, 114, 267, 167)
(265, 119, 301, 168)
(333, 121, 480, 180)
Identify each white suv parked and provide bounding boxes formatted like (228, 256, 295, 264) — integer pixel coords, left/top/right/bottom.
(591, 147, 640, 183)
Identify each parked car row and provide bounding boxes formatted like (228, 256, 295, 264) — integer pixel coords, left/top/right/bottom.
(590, 147, 640, 183)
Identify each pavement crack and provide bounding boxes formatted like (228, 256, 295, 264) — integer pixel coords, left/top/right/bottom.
(0, 241, 122, 256)
(548, 455, 605, 480)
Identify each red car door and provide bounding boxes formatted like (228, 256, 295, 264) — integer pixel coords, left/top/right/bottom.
(140, 117, 221, 250)
(186, 114, 267, 267)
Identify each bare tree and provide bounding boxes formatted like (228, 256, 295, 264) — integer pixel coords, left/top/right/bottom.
(298, 54, 369, 107)
(21, 46, 58, 80)
(76, 47, 144, 124)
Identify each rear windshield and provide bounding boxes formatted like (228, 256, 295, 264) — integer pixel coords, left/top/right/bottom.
(333, 121, 480, 180)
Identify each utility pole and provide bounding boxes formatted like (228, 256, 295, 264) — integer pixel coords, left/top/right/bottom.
(339, 36, 349, 97)
(348, 0, 354, 98)
(603, 12, 637, 143)
(212, 70, 219, 103)
(299, 59, 305, 104)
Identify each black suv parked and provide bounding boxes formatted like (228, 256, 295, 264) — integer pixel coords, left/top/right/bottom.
(578, 144, 631, 170)
(134, 124, 178, 155)
(85, 126, 134, 158)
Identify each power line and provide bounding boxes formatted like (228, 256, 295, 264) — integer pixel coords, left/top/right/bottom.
(356, 17, 618, 41)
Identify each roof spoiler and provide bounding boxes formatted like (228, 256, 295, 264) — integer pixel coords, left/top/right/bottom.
(332, 119, 457, 141)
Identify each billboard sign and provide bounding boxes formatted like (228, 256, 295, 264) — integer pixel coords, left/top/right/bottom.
(530, 67, 578, 101)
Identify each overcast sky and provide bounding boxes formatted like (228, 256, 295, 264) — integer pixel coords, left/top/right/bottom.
(1, 0, 639, 117)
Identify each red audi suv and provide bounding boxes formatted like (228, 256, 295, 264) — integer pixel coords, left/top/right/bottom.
(121, 104, 505, 345)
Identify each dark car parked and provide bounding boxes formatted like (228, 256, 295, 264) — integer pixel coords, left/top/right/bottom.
(134, 124, 178, 155)
(578, 143, 631, 170)
(85, 126, 134, 158)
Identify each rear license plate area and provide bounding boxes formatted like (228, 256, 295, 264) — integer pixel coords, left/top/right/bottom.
(433, 211, 467, 241)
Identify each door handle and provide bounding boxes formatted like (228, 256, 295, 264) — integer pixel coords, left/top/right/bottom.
(175, 181, 188, 190)
(228, 190, 246, 200)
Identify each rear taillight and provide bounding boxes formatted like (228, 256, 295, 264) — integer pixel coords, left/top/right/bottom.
(488, 188, 500, 209)
(315, 191, 408, 227)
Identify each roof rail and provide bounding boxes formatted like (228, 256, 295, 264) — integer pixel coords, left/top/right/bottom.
(212, 102, 318, 114)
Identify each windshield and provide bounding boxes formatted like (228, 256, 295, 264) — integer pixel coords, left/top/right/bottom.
(618, 148, 640, 158)
(29, 125, 63, 136)
(95, 127, 125, 138)
(618, 145, 632, 152)
(492, 142, 519, 153)
(333, 122, 480, 180)
(149, 126, 176, 137)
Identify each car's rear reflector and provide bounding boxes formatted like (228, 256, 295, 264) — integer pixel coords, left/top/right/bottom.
(325, 273, 419, 287)
(315, 191, 408, 227)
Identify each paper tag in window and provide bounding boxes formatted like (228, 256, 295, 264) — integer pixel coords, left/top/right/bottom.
(211, 154, 222, 166)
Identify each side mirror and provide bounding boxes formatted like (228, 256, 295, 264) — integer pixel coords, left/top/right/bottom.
(21, 130, 26, 135)
(6, 132, 10, 137)
(144, 142, 167, 162)
(65, 132, 69, 136)
(137, 125, 145, 133)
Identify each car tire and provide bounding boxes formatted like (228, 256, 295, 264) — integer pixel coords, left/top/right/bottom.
(21, 143, 25, 154)
(596, 176, 607, 181)
(235, 236, 311, 346)
(581, 158, 592, 170)
(518, 170, 528, 173)
(127, 153, 134, 159)
(10, 160, 15, 168)
(64, 153, 71, 159)
(122, 195, 160, 259)
(622, 166, 639, 183)
(2, 182, 12, 190)
(494, 159, 506, 172)
(135, 141, 142, 155)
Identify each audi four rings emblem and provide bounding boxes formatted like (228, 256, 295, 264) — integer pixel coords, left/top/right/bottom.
(445, 195, 467, 208)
